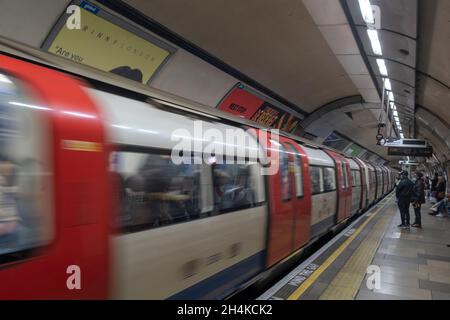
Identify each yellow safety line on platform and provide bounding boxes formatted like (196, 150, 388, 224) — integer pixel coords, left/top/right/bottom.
(287, 195, 394, 300)
(319, 198, 394, 300)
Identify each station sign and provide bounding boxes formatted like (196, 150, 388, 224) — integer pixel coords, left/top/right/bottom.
(42, 0, 175, 85)
(388, 146, 433, 157)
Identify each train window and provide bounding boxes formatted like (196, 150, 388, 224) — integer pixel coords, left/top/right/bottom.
(0, 73, 53, 262)
(345, 166, 350, 188)
(309, 166, 323, 195)
(370, 171, 376, 186)
(351, 170, 361, 187)
(323, 167, 336, 192)
(279, 146, 291, 201)
(213, 162, 263, 212)
(292, 153, 303, 197)
(351, 170, 356, 187)
(285, 143, 303, 198)
(111, 151, 204, 231)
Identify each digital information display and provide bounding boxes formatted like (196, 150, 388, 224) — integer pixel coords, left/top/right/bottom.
(388, 146, 433, 157)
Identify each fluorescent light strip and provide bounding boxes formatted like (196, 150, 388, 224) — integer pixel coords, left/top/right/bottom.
(367, 29, 382, 55)
(62, 111, 96, 119)
(388, 91, 395, 102)
(358, 0, 375, 25)
(377, 59, 388, 76)
(9, 101, 51, 111)
(384, 79, 392, 91)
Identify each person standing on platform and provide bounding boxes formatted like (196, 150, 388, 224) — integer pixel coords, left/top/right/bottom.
(396, 171, 414, 229)
(430, 172, 439, 203)
(411, 172, 425, 228)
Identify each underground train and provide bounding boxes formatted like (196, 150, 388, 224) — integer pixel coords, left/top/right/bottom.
(0, 52, 396, 299)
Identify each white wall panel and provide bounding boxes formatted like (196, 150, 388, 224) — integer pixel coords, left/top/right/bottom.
(150, 49, 237, 108)
(0, 0, 70, 47)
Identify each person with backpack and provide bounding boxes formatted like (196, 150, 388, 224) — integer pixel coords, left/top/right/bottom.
(395, 171, 414, 229)
(411, 172, 425, 228)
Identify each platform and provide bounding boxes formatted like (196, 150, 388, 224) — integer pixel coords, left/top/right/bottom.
(259, 195, 450, 300)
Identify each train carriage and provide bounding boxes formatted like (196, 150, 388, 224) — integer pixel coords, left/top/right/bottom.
(0, 52, 398, 300)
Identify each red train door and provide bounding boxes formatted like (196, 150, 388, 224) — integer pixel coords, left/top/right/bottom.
(324, 151, 351, 222)
(354, 158, 367, 210)
(283, 140, 311, 251)
(343, 158, 352, 217)
(265, 135, 312, 266)
(265, 138, 295, 266)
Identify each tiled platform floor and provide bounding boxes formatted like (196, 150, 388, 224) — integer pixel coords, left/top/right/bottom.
(260, 195, 450, 300)
(356, 201, 450, 300)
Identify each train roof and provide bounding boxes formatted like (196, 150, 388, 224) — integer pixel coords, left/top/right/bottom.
(88, 87, 266, 162)
(302, 146, 334, 167)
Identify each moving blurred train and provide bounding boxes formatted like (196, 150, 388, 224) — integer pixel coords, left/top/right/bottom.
(0, 51, 396, 299)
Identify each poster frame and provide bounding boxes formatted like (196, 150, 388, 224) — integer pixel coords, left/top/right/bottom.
(41, 0, 176, 85)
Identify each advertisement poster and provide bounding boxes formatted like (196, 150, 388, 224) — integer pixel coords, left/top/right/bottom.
(344, 143, 364, 157)
(217, 86, 264, 119)
(250, 103, 282, 127)
(42, 0, 174, 84)
(217, 84, 301, 134)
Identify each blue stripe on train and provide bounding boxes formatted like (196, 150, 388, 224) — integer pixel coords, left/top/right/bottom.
(168, 251, 265, 300)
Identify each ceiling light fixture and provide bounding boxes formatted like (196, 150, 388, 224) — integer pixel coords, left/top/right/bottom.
(9, 101, 51, 111)
(358, 0, 375, 25)
(367, 29, 382, 55)
(388, 91, 395, 102)
(384, 78, 392, 91)
(376, 59, 388, 76)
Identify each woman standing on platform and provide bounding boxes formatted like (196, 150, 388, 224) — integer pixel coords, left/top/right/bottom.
(411, 172, 425, 228)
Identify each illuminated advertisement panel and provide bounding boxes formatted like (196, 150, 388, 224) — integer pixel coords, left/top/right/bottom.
(344, 143, 363, 157)
(42, 0, 175, 84)
(217, 84, 301, 134)
(217, 86, 264, 119)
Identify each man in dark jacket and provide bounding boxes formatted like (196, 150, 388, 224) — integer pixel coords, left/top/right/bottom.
(411, 172, 425, 228)
(395, 171, 414, 229)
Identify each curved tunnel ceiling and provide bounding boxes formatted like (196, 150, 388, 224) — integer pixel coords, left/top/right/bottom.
(417, 0, 450, 128)
(122, 0, 360, 113)
(416, 0, 450, 164)
(117, 0, 449, 164)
